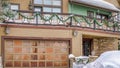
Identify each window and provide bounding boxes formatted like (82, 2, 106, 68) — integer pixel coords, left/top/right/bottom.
(96, 13, 108, 20)
(10, 4, 19, 19)
(33, 0, 62, 13)
(43, 0, 52, 5)
(53, 8, 61, 13)
(10, 4, 19, 10)
(43, 7, 61, 13)
(87, 11, 94, 18)
(34, 0, 42, 4)
(43, 7, 52, 12)
(116, 13, 120, 21)
(53, 0, 61, 6)
(96, 14, 101, 19)
(34, 7, 42, 12)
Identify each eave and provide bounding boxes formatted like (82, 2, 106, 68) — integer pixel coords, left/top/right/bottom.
(70, 0, 120, 13)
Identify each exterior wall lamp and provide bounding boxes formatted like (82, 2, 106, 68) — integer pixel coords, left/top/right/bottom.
(5, 26, 10, 34)
(72, 30, 78, 37)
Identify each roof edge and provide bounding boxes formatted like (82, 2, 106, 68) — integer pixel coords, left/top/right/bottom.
(70, 0, 120, 12)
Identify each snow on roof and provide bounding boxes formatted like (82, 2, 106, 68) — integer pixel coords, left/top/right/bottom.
(70, 0, 120, 12)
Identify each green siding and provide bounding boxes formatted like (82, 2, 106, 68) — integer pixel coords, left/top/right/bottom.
(69, 3, 111, 16)
(69, 3, 87, 16)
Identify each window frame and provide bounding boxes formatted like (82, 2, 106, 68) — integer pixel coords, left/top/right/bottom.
(33, 0, 63, 13)
(34, 6, 43, 12)
(10, 3, 20, 11)
(96, 13, 109, 20)
(10, 3, 20, 19)
(116, 13, 120, 21)
(87, 11, 94, 18)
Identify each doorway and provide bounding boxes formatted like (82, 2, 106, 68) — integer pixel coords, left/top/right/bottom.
(83, 38, 93, 56)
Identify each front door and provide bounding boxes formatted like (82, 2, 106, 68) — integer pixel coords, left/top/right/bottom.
(83, 38, 93, 56)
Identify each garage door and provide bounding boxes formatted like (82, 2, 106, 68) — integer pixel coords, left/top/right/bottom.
(4, 39, 70, 68)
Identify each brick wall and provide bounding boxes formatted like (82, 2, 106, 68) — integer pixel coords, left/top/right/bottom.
(93, 38, 118, 56)
(10, 0, 30, 10)
(10, 0, 69, 12)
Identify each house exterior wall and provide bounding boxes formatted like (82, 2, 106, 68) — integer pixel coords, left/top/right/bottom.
(0, 1, 120, 67)
(0, 25, 119, 56)
(0, 25, 83, 56)
(10, 0, 30, 10)
(62, 0, 69, 13)
(93, 38, 118, 56)
(10, 0, 69, 13)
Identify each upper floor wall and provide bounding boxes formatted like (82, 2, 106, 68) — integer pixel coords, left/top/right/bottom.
(2, 0, 119, 33)
(9, 0, 119, 14)
(10, 0, 69, 13)
(10, 0, 30, 10)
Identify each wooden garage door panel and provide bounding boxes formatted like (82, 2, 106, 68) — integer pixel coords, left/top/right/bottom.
(4, 39, 69, 68)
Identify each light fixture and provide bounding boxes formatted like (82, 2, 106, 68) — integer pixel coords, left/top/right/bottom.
(72, 30, 78, 37)
(5, 26, 10, 34)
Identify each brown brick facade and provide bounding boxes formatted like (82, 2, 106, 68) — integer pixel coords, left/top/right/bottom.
(93, 38, 118, 56)
(10, 0, 30, 10)
(10, 0, 69, 13)
(0, 0, 120, 67)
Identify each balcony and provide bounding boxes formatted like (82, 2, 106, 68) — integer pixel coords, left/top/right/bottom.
(1, 10, 120, 32)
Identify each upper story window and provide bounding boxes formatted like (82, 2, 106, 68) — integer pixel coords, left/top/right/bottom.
(116, 13, 120, 21)
(34, 7, 42, 12)
(87, 11, 94, 18)
(34, 0, 62, 13)
(34, 0, 42, 4)
(34, 0, 61, 6)
(112, 13, 120, 22)
(10, 4, 19, 10)
(10, 4, 19, 19)
(96, 13, 108, 20)
(44, 0, 52, 5)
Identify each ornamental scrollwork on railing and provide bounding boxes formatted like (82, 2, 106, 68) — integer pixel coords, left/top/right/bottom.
(0, 9, 120, 31)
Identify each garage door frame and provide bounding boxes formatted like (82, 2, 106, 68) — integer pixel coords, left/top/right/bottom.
(1, 36, 72, 68)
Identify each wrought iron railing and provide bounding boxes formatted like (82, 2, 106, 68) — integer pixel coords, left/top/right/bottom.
(2, 10, 120, 32)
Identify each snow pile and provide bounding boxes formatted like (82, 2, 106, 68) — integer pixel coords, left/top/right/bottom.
(69, 54, 75, 59)
(70, 0, 120, 12)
